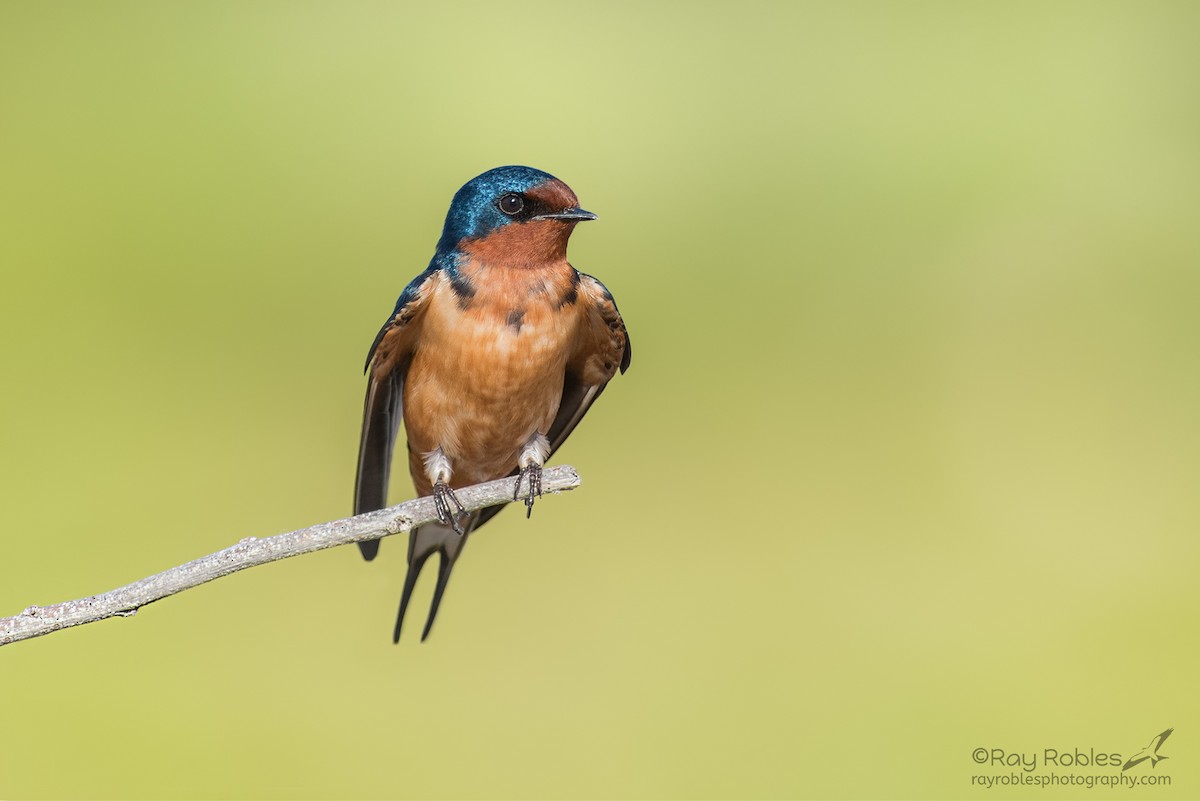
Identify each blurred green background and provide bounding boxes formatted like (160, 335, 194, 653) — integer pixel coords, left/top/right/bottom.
(1, 2, 1198, 798)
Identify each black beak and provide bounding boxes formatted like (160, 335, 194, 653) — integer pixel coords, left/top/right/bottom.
(534, 207, 597, 222)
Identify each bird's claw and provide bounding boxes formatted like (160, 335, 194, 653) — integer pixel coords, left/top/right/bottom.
(432, 481, 466, 535)
(513, 464, 543, 518)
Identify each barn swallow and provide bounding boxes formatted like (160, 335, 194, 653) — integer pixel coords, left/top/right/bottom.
(353, 165, 631, 643)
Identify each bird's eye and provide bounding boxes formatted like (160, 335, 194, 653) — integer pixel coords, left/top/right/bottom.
(498, 193, 524, 216)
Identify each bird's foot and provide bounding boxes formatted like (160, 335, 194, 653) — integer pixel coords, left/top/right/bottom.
(432, 481, 466, 535)
(513, 464, 543, 518)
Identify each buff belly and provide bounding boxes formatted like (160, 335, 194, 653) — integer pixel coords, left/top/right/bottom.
(402, 282, 578, 492)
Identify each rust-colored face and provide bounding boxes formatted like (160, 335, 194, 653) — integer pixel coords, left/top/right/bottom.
(524, 178, 581, 214)
(460, 179, 590, 269)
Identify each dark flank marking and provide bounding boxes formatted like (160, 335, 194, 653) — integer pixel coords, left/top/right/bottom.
(558, 269, 581, 308)
(449, 273, 475, 309)
(506, 309, 525, 333)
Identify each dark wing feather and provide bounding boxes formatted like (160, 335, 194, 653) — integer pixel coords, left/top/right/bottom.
(352, 266, 439, 559)
(547, 375, 608, 457)
(353, 368, 404, 559)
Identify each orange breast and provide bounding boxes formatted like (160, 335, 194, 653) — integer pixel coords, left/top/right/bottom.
(402, 262, 582, 490)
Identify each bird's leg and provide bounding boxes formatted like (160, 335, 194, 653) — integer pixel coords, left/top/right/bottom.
(423, 447, 466, 535)
(513, 466, 543, 517)
(513, 432, 550, 518)
(432, 481, 466, 534)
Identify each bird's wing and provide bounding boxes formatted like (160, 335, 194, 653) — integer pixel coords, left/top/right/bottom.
(1154, 728, 1174, 750)
(353, 267, 440, 560)
(547, 272, 631, 456)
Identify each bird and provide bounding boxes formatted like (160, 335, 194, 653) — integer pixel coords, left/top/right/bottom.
(1122, 728, 1172, 771)
(353, 165, 631, 643)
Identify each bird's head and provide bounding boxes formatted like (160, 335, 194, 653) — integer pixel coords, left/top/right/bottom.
(436, 166, 596, 266)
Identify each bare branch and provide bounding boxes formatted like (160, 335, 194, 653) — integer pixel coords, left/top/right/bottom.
(0, 465, 581, 647)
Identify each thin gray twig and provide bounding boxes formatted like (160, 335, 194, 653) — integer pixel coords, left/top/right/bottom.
(0, 465, 582, 646)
